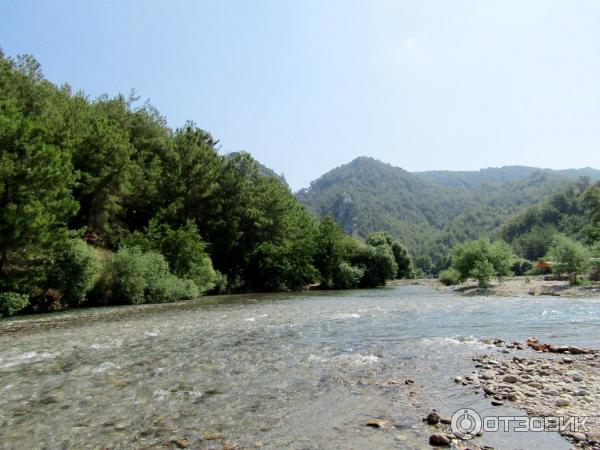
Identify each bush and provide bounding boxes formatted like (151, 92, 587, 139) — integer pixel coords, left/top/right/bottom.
(511, 259, 533, 277)
(451, 238, 514, 288)
(147, 275, 200, 303)
(438, 268, 461, 286)
(101, 247, 200, 305)
(50, 239, 101, 305)
(146, 220, 217, 292)
(546, 234, 591, 285)
(0, 292, 29, 317)
(334, 262, 364, 289)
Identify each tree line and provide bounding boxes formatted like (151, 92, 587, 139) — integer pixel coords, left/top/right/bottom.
(438, 180, 600, 288)
(0, 51, 415, 317)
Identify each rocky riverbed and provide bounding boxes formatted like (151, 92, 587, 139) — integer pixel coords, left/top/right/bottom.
(456, 338, 600, 449)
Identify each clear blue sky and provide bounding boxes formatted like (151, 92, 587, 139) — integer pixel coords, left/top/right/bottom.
(1, 0, 599, 190)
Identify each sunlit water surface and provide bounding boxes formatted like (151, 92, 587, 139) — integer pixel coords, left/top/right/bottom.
(2, 286, 600, 449)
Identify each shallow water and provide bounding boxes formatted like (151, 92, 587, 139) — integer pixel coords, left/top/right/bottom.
(2, 286, 600, 449)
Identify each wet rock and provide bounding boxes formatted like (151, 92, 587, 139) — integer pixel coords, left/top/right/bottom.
(404, 379, 415, 385)
(365, 418, 390, 428)
(426, 411, 440, 425)
(440, 416, 452, 425)
(454, 376, 463, 383)
(491, 400, 504, 406)
(429, 433, 451, 447)
(572, 432, 587, 442)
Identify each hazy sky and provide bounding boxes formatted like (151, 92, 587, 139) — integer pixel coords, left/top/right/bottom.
(1, 0, 599, 190)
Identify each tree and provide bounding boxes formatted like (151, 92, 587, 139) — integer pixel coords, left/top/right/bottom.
(583, 185, 600, 242)
(0, 106, 78, 293)
(314, 215, 346, 287)
(451, 238, 514, 288)
(546, 234, 591, 285)
(145, 219, 217, 293)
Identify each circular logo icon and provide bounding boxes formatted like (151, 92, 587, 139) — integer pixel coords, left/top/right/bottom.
(451, 408, 482, 439)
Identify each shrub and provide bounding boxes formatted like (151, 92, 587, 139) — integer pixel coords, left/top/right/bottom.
(546, 234, 591, 285)
(146, 220, 217, 292)
(0, 292, 29, 317)
(451, 238, 514, 288)
(50, 239, 101, 305)
(438, 268, 461, 286)
(101, 247, 201, 305)
(147, 276, 200, 303)
(334, 262, 364, 289)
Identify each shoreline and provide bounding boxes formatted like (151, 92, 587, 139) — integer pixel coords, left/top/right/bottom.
(456, 338, 600, 449)
(390, 276, 600, 299)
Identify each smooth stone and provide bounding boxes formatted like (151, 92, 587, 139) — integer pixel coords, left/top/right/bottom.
(365, 418, 390, 428)
(503, 375, 518, 383)
(429, 433, 451, 447)
(203, 433, 223, 440)
(556, 398, 571, 407)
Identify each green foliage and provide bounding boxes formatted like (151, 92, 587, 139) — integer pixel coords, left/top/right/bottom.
(298, 157, 600, 271)
(101, 247, 199, 305)
(351, 237, 397, 288)
(438, 268, 461, 286)
(314, 215, 345, 287)
(145, 220, 216, 293)
(0, 291, 29, 317)
(511, 259, 533, 277)
(334, 262, 364, 289)
(451, 238, 514, 288)
(49, 239, 101, 305)
(546, 234, 591, 285)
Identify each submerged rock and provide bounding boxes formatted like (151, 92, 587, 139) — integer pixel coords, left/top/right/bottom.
(426, 411, 440, 425)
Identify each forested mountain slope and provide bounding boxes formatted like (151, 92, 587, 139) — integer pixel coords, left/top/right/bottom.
(296, 157, 600, 270)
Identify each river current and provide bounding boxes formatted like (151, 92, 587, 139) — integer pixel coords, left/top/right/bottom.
(2, 285, 600, 449)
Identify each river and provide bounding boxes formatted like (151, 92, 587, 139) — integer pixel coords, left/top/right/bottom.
(2, 285, 600, 449)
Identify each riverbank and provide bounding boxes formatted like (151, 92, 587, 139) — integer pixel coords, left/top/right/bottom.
(390, 276, 600, 298)
(457, 338, 600, 449)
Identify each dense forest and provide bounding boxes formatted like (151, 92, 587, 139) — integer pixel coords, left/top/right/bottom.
(0, 51, 414, 317)
(297, 157, 600, 272)
(2, 50, 599, 318)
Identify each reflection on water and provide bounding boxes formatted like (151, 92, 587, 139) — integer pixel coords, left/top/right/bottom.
(1, 286, 599, 449)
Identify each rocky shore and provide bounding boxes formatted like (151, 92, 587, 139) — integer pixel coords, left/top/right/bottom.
(455, 338, 600, 449)
(391, 277, 600, 298)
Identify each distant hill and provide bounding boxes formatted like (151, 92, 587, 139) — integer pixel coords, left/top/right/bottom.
(296, 157, 600, 270)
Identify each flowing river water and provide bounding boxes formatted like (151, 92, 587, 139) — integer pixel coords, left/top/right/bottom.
(1, 285, 600, 449)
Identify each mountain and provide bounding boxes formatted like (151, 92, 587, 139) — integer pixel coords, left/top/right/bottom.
(296, 157, 600, 270)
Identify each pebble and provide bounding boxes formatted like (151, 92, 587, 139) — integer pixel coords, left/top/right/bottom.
(203, 432, 223, 440)
(429, 433, 451, 447)
(503, 375, 518, 383)
(556, 398, 571, 407)
(572, 432, 587, 442)
(365, 418, 390, 429)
